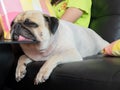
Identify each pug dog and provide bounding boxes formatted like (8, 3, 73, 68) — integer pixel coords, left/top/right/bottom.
(10, 10, 110, 85)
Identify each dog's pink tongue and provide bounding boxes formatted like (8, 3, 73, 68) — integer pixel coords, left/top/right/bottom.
(18, 35, 31, 41)
(18, 35, 26, 41)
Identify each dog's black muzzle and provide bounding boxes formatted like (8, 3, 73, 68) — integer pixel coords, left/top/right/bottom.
(11, 23, 36, 41)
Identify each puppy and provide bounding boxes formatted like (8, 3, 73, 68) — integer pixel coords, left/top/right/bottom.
(10, 10, 110, 85)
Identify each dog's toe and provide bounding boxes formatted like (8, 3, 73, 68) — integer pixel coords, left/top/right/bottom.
(34, 75, 46, 85)
(16, 71, 26, 82)
(34, 62, 56, 84)
(16, 77, 21, 82)
(15, 65, 27, 82)
(34, 79, 39, 85)
(34, 72, 49, 85)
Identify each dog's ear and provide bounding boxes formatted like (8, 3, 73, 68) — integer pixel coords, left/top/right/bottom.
(10, 20, 15, 34)
(44, 15, 59, 34)
(10, 21, 14, 27)
(0, 22, 4, 40)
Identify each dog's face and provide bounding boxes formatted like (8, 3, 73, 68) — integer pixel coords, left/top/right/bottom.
(11, 10, 59, 50)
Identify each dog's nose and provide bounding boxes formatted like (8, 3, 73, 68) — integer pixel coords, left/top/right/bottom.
(14, 23, 21, 30)
(13, 23, 23, 35)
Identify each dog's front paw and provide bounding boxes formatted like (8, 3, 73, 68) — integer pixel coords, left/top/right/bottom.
(34, 66, 54, 85)
(15, 64, 27, 82)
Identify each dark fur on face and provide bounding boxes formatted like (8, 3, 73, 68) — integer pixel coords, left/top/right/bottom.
(11, 20, 37, 41)
(44, 15, 59, 34)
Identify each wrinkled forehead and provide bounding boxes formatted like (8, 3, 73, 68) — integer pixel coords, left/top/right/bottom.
(14, 11, 45, 24)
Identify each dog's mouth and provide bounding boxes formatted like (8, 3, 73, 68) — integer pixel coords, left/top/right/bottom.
(15, 35, 34, 41)
(11, 23, 37, 42)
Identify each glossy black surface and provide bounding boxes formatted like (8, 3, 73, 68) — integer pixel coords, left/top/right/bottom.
(0, 39, 39, 44)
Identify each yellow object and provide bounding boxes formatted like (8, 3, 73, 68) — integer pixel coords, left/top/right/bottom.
(102, 39, 120, 56)
(52, 0, 92, 27)
(112, 40, 120, 56)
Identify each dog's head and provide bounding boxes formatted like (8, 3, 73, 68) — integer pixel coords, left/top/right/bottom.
(10, 10, 59, 42)
(10, 10, 59, 50)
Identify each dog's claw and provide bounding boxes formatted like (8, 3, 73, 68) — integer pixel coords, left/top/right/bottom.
(16, 76, 24, 82)
(34, 80, 39, 85)
(16, 71, 26, 82)
(16, 77, 21, 82)
(34, 77, 46, 85)
(34, 67, 52, 85)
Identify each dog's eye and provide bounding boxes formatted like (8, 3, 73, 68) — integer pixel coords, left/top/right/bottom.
(24, 19, 38, 28)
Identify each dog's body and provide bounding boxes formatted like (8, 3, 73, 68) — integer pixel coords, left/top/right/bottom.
(10, 10, 109, 85)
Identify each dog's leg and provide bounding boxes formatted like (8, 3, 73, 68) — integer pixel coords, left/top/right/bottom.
(15, 55, 32, 82)
(34, 49, 82, 85)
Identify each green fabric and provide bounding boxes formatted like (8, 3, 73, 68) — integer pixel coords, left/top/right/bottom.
(52, 0, 92, 27)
